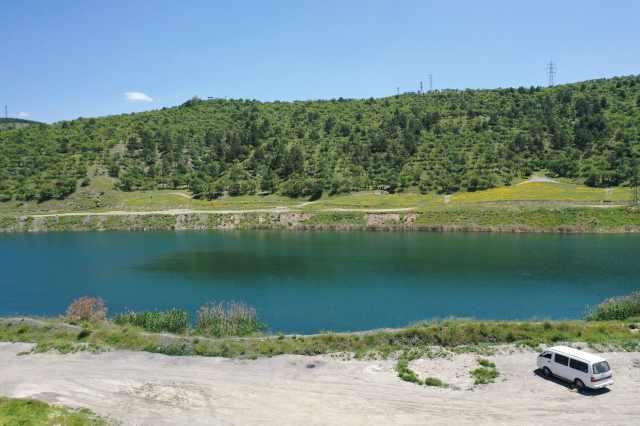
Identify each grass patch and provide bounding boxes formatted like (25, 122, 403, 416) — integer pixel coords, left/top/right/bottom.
(423, 377, 449, 388)
(470, 367, 500, 385)
(450, 182, 608, 204)
(585, 291, 640, 321)
(113, 309, 191, 334)
(0, 397, 113, 425)
(4, 317, 640, 360)
(477, 358, 496, 368)
(320, 193, 441, 209)
(194, 301, 267, 338)
(396, 359, 423, 385)
(471, 358, 499, 385)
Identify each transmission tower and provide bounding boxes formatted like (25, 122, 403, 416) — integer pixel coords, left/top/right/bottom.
(4, 106, 7, 119)
(397, 87, 399, 95)
(547, 61, 557, 87)
(419, 82, 423, 94)
(630, 158, 639, 207)
(429, 75, 433, 91)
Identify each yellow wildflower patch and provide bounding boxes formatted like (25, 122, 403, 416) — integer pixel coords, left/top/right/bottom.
(450, 183, 608, 204)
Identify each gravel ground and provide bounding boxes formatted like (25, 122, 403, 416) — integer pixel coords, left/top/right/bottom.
(1, 342, 639, 425)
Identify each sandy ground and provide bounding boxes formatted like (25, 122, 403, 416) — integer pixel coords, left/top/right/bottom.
(1, 343, 639, 425)
(517, 175, 559, 184)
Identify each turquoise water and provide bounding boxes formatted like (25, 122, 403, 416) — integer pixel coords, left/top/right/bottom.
(0, 230, 638, 334)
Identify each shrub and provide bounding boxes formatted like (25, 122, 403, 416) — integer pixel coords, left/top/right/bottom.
(113, 309, 190, 334)
(471, 367, 500, 385)
(65, 296, 107, 323)
(194, 301, 266, 338)
(424, 377, 448, 387)
(477, 358, 496, 368)
(396, 359, 423, 385)
(585, 291, 640, 321)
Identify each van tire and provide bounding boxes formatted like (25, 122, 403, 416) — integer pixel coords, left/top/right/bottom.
(574, 379, 586, 390)
(543, 367, 552, 377)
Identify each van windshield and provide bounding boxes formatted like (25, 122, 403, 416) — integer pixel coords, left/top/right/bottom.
(592, 361, 610, 374)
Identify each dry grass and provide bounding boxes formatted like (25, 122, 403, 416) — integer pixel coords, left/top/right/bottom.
(65, 297, 107, 324)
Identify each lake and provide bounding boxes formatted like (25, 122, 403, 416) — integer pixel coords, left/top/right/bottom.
(0, 230, 638, 334)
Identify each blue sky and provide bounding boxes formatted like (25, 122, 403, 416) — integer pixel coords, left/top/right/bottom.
(2, 0, 639, 123)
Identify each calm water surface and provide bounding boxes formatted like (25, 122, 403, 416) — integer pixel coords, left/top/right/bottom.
(0, 230, 638, 334)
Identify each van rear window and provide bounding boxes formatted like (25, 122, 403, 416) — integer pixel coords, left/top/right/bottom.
(554, 354, 569, 366)
(569, 358, 588, 373)
(593, 361, 610, 374)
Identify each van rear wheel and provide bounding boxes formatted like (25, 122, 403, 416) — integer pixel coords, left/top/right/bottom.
(574, 379, 586, 390)
(543, 367, 552, 377)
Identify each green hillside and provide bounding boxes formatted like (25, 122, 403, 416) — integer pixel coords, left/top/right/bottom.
(0, 118, 43, 132)
(1, 75, 639, 206)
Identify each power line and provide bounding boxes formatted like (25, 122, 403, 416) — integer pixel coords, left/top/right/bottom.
(630, 158, 639, 207)
(547, 61, 557, 87)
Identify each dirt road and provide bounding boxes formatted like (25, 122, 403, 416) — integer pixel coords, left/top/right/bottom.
(1, 343, 639, 425)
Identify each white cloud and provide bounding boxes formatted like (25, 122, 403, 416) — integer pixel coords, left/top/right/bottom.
(18, 112, 30, 117)
(124, 92, 153, 102)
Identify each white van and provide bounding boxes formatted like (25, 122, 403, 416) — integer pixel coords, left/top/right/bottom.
(537, 346, 613, 390)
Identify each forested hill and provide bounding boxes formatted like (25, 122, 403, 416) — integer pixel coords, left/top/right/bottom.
(1, 75, 639, 203)
(0, 118, 43, 132)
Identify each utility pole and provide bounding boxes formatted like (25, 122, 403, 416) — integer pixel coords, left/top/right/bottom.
(429, 75, 433, 91)
(630, 158, 639, 207)
(547, 61, 557, 87)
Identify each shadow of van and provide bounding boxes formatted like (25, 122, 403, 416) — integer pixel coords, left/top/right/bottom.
(533, 369, 611, 396)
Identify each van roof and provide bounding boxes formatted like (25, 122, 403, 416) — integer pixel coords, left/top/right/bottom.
(547, 346, 607, 363)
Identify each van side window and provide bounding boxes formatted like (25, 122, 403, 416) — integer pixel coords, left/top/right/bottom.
(569, 358, 588, 373)
(540, 352, 552, 359)
(554, 354, 569, 366)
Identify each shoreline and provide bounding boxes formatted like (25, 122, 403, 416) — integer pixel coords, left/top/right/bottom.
(1, 208, 640, 233)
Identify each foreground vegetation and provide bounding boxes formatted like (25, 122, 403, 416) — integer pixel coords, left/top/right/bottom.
(1, 75, 639, 208)
(112, 301, 266, 337)
(0, 397, 113, 426)
(585, 291, 640, 321)
(3, 314, 639, 361)
(2, 292, 638, 393)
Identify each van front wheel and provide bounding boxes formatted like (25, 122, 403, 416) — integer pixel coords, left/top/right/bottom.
(574, 379, 586, 390)
(543, 367, 552, 377)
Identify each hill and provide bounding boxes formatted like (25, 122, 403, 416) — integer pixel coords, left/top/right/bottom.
(0, 118, 44, 132)
(0, 75, 639, 207)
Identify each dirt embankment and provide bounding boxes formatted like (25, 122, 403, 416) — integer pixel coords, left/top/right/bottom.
(2, 211, 640, 233)
(1, 342, 638, 425)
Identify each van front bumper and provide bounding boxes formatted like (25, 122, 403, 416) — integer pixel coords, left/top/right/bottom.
(593, 380, 613, 389)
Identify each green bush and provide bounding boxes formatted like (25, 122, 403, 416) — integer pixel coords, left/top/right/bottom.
(396, 359, 423, 385)
(477, 358, 495, 368)
(113, 309, 191, 334)
(424, 377, 448, 387)
(471, 367, 500, 385)
(585, 291, 640, 321)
